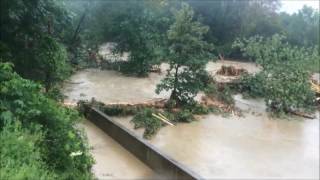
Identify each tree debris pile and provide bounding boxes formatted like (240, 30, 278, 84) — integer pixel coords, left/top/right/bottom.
(78, 93, 243, 139)
(149, 65, 162, 73)
(311, 79, 320, 105)
(216, 65, 248, 76)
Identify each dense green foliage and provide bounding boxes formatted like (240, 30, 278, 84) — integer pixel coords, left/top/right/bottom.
(66, 0, 172, 75)
(187, 0, 282, 57)
(263, 64, 315, 113)
(66, 0, 318, 64)
(1, 122, 56, 179)
(156, 3, 214, 105)
(238, 73, 266, 98)
(131, 107, 198, 138)
(0, 63, 93, 179)
(280, 6, 319, 48)
(234, 35, 317, 113)
(109, 1, 169, 76)
(0, 0, 74, 87)
(233, 34, 319, 72)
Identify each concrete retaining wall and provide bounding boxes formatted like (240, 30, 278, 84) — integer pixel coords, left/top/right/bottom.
(84, 106, 201, 180)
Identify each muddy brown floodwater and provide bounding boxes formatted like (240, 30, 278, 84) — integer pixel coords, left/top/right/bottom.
(64, 63, 319, 179)
(79, 120, 156, 179)
(63, 65, 169, 105)
(113, 95, 319, 179)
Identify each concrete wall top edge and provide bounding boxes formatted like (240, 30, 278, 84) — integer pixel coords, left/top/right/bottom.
(89, 106, 202, 180)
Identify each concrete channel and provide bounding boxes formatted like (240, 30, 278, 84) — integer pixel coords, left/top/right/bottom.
(83, 105, 201, 180)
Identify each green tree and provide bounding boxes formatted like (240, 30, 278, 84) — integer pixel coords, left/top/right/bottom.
(156, 3, 214, 105)
(108, 1, 170, 76)
(233, 34, 317, 113)
(187, 0, 281, 57)
(280, 6, 319, 47)
(34, 36, 70, 92)
(0, 0, 73, 91)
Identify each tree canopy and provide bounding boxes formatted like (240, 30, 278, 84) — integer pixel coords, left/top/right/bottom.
(156, 3, 214, 104)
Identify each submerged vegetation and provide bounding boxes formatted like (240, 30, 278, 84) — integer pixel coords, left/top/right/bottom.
(131, 108, 164, 139)
(234, 35, 317, 113)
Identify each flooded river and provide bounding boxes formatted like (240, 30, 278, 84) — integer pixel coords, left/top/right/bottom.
(64, 65, 319, 179)
(80, 120, 156, 179)
(63, 66, 169, 105)
(113, 95, 319, 179)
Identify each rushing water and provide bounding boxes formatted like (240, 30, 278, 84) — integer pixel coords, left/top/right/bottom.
(64, 63, 319, 179)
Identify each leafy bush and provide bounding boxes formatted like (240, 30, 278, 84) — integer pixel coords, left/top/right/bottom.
(238, 73, 265, 98)
(0, 63, 93, 179)
(233, 34, 319, 72)
(174, 109, 194, 122)
(263, 63, 315, 113)
(188, 103, 211, 115)
(131, 108, 163, 139)
(131, 107, 197, 138)
(100, 105, 139, 116)
(204, 83, 234, 105)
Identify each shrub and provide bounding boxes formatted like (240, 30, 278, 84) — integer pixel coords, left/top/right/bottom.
(100, 105, 139, 116)
(0, 122, 56, 180)
(174, 109, 195, 122)
(204, 83, 234, 105)
(263, 63, 315, 113)
(238, 73, 265, 98)
(0, 63, 93, 179)
(189, 103, 211, 115)
(131, 108, 163, 139)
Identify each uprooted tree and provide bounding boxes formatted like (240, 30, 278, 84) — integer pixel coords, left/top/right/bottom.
(156, 3, 214, 105)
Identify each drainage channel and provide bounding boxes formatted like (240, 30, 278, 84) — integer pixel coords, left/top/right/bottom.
(84, 106, 201, 180)
(81, 120, 158, 179)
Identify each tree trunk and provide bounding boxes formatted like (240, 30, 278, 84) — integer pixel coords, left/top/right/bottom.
(47, 16, 53, 35)
(44, 72, 51, 93)
(70, 9, 87, 46)
(170, 65, 180, 101)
